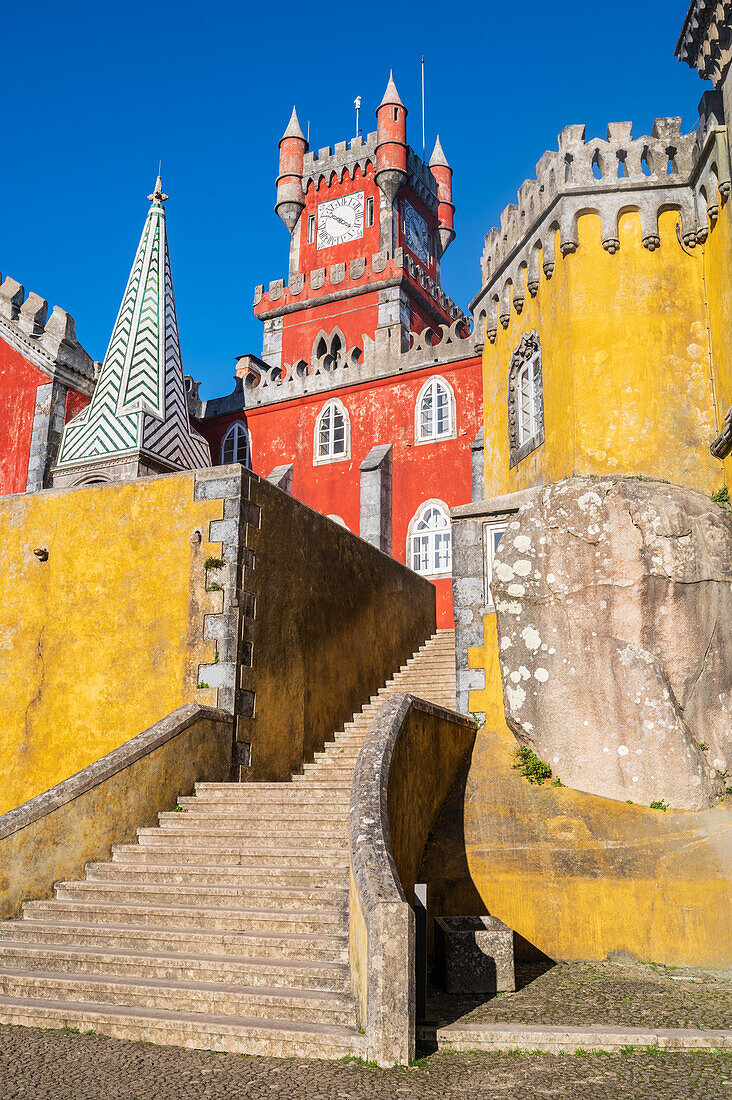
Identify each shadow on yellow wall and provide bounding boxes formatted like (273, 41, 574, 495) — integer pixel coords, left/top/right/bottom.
(423, 614, 732, 966)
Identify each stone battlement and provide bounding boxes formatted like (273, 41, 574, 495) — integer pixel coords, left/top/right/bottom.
(240, 316, 479, 409)
(254, 246, 464, 321)
(302, 130, 438, 212)
(0, 274, 97, 391)
(471, 97, 731, 336)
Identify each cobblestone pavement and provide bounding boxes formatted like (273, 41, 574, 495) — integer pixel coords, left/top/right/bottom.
(428, 959, 732, 1030)
(0, 1025, 731, 1100)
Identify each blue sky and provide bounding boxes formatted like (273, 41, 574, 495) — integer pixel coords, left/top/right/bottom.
(2, 1, 703, 399)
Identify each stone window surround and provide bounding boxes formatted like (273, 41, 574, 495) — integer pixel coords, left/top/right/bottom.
(407, 497, 452, 579)
(313, 397, 351, 465)
(508, 330, 544, 469)
(220, 421, 251, 467)
(414, 374, 457, 445)
(482, 514, 513, 611)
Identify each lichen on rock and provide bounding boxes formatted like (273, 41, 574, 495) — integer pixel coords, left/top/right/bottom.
(491, 476, 732, 810)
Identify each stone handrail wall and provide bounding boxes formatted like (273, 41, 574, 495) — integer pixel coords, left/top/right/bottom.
(348, 693, 476, 1066)
(471, 98, 731, 339)
(0, 274, 97, 392)
(0, 704, 232, 919)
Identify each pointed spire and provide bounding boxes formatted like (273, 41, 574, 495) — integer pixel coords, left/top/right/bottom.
(281, 106, 305, 142)
(54, 181, 211, 485)
(378, 70, 404, 110)
(147, 173, 168, 203)
(429, 135, 450, 169)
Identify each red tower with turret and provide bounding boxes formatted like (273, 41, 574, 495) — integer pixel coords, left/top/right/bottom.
(198, 76, 485, 625)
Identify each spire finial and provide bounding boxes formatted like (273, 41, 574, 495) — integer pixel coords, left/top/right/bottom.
(148, 166, 168, 203)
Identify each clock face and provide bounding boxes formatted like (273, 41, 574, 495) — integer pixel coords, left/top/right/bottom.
(404, 201, 429, 264)
(316, 192, 365, 248)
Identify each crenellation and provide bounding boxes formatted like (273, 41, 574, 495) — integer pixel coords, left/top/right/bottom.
(240, 316, 478, 409)
(0, 274, 95, 389)
(471, 114, 730, 330)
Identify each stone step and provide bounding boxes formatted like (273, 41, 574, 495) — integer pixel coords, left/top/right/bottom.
(86, 862, 349, 889)
(121, 843, 347, 868)
(22, 900, 347, 936)
(0, 921, 348, 962)
(188, 789, 352, 805)
(0, 996, 364, 1059)
(57, 881, 348, 912)
(172, 803, 349, 821)
(139, 827, 348, 849)
(196, 783, 351, 793)
(110, 844, 348, 869)
(162, 811, 347, 831)
(0, 969, 357, 1026)
(0, 941, 351, 991)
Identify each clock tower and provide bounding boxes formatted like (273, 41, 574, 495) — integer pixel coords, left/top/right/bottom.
(253, 73, 462, 373)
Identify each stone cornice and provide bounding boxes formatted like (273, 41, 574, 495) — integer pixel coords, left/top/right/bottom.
(676, 0, 732, 86)
(470, 111, 731, 336)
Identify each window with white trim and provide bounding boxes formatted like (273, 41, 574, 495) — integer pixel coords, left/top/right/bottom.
(517, 355, 540, 445)
(220, 421, 250, 467)
(307, 214, 316, 244)
(508, 331, 544, 468)
(409, 502, 452, 577)
(415, 376, 455, 443)
(482, 519, 509, 609)
(314, 399, 350, 463)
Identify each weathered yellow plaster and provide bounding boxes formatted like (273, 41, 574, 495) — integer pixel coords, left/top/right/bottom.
(482, 210, 726, 496)
(0, 475, 223, 814)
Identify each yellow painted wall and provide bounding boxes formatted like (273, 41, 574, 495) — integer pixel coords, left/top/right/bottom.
(483, 210, 727, 497)
(704, 193, 732, 462)
(421, 613, 732, 966)
(0, 475, 223, 814)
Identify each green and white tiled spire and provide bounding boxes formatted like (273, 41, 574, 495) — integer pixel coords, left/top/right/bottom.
(54, 177, 210, 483)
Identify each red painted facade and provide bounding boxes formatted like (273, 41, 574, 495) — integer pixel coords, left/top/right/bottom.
(0, 332, 91, 498)
(197, 77, 483, 627)
(0, 340, 48, 496)
(244, 355, 481, 623)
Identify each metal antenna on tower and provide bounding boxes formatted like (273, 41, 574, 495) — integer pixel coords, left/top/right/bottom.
(421, 56, 425, 158)
(354, 95, 361, 138)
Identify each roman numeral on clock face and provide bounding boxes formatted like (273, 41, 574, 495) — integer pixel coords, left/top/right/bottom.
(317, 191, 365, 249)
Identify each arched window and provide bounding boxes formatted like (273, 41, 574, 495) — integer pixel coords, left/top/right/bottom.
(415, 376, 455, 443)
(314, 399, 350, 463)
(508, 331, 544, 468)
(408, 501, 452, 577)
(221, 421, 250, 467)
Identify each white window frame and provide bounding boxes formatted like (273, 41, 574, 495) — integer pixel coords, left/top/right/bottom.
(314, 398, 351, 465)
(482, 515, 511, 610)
(365, 196, 375, 227)
(415, 375, 456, 444)
(517, 352, 540, 446)
(307, 213, 316, 244)
(220, 421, 250, 467)
(407, 499, 452, 578)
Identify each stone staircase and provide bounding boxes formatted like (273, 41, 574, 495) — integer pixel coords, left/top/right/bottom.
(0, 629, 456, 1058)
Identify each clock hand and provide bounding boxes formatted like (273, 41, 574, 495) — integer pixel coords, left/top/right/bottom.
(329, 214, 351, 228)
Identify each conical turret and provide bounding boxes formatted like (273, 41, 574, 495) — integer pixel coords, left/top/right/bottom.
(53, 176, 211, 486)
(276, 106, 308, 232)
(429, 135, 455, 256)
(375, 71, 408, 213)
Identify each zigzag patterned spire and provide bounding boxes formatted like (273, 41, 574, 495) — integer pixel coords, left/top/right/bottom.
(56, 178, 211, 474)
